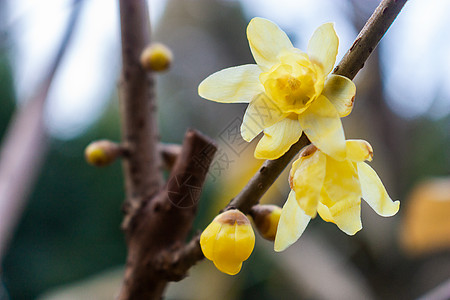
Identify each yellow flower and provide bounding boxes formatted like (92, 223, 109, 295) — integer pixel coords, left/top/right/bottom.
(199, 18, 355, 160)
(274, 141, 400, 252)
(200, 209, 255, 275)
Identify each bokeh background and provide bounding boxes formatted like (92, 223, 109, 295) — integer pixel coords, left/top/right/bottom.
(0, 0, 449, 299)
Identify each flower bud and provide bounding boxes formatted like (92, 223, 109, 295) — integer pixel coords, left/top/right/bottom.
(249, 205, 282, 241)
(200, 209, 255, 275)
(84, 140, 121, 167)
(140, 43, 173, 72)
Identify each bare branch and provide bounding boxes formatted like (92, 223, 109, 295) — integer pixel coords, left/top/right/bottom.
(118, 0, 163, 208)
(118, 130, 216, 299)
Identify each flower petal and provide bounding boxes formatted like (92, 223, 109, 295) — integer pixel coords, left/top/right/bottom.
(247, 17, 294, 70)
(291, 150, 327, 217)
(357, 162, 400, 216)
(346, 139, 373, 162)
(200, 221, 222, 261)
(307, 23, 339, 75)
(298, 95, 346, 160)
(254, 117, 303, 160)
(240, 93, 285, 142)
(317, 201, 334, 223)
(322, 74, 356, 117)
(322, 158, 363, 235)
(322, 191, 362, 235)
(198, 64, 263, 103)
(234, 222, 255, 261)
(213, 223, 245, 275)
(274, 191, 311, 252)
(323, 157, 361, 204)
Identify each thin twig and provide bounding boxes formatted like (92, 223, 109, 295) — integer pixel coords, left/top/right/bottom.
(0, 0, 84, 259)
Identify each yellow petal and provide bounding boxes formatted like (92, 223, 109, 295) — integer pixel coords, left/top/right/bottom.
(274, 191, 311, 252)
(240, 93, 285, 142)
(247, 17, 294, 70)
(234, 222, 255, 261)
(213, 223, 245, 275)
(200, 221, 222, 261)
(322, 74, 356, 117)
(291, 150, 327, 217)
(298, 95, 346, 160)
(346, 139, 373, 162)
(357, 162, 400, 217)
(198, 64, 263, 103)
(322, 158, 363, 235)
(254, 117, 303, 160)
(323, 191, 362, 235)
(317, 201, 334, 223)
(307, 23, 339, 75)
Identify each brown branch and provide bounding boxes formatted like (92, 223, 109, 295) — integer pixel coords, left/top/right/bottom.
(0, 0, 83, 259)
(160, 143, 182, 170)
(118, 0, 163, 212)
(334, 0, 408, 80)
(118, 130, 216, 299)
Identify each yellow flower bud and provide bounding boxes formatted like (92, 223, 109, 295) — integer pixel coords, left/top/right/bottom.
(249, 205, 282, 241)
(200, 209, 255, 275)
(140, 43, 173, 72)
(84, 140, 121, 167)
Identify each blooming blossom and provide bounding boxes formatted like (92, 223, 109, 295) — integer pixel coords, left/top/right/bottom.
(274, 140, 400, 252)
(199, 17, 355, 160)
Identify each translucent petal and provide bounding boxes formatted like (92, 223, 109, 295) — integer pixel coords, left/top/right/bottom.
(357, 162, 400, 216)
(274, 191, 311, 252)
(323, 157, 361, 205)
(321, 190, 362, 235)
(292, 150, 327, 217)
(322, 158, 363, 235)
(240, 93, 286, 142)
(198, 64, 263, 103)
(307, 23, 339, 75)
(322, 74, 356, 117)
(254, 117, 303, 160)
(298, 95, 346, 160)
(346, 140, 373, 162)
(331, 198, 362, 235)
(247, 17, 294, 70)
(200, 221, 222, 261)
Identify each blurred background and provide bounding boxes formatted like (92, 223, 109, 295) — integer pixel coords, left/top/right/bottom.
(0, 0, 449, 299)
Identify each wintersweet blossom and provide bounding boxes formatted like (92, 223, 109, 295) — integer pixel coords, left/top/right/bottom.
(200, 209, 255, 275)
(199, 17, 355, 160)
(274, 141, 400, 252)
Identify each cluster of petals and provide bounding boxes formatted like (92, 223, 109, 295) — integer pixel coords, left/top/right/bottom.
(274, 141, 400, 251)
(199, 17, 400, 271)
(199, 17, 356, 161)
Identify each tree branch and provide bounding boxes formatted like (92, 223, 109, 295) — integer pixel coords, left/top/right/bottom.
(118, 0, 163, 214)
(118, 130, 216, 299)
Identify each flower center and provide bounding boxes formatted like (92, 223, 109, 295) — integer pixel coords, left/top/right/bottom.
(260, 50, 324, 114)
